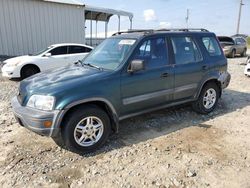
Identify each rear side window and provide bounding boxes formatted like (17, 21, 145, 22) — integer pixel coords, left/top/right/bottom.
(171, 37, 202, 65)
(50, 46, 68, 56)
(68, 46, 92, 54)
(132, 37, 168, 69)
(202, 37, 222, 56)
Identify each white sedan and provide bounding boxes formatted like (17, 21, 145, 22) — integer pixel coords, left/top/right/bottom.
(244, 56, 250, 77)
(1, 43, 93, 79)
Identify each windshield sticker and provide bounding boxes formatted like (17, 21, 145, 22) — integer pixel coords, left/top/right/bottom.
(119, 40, 136, 45)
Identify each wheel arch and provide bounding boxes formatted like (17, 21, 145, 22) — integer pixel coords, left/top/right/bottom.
(20, 64, 41, 75)
(196, 78, 222, 99)
(59, 99, 119, 133)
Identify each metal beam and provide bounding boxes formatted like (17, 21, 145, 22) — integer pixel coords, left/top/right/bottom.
(236, 0, 244, 34)
(90, 11, 93, 46)
(118, 15, 121, 32)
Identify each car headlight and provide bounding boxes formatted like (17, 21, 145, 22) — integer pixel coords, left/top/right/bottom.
(27, 95, 55, 111)
(223, 46, 231, 50)
(5, 61, 22, 68)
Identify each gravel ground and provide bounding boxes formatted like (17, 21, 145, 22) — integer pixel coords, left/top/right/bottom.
(0, 57, 250, 188)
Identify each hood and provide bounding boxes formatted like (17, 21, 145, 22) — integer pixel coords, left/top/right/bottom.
(4, 56, 31, 65)
(19, 65, 110, 100)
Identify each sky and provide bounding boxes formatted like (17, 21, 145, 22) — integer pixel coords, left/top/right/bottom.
(83, 0, 250, 37)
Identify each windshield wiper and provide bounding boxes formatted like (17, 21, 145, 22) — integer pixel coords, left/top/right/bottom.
(77, 60, 102, 70)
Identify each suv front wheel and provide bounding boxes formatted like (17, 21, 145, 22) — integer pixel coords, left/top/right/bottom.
(192, 83, 220, 114)
(58, 105, 111, 154)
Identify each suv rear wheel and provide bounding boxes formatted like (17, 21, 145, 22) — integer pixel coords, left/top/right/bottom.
(58, 105, 111, 154)
(192, 83, 219, 114)
(241, 49, 247, 57)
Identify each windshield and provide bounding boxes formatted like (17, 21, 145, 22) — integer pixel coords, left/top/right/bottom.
(31, 46, 53, 56)
(82, 38, 136, 70)
(218, 37, 234, 45)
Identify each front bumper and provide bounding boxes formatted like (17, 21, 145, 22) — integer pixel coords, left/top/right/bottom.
(1, 65, 20, 78)
(11, 96, 64, 137)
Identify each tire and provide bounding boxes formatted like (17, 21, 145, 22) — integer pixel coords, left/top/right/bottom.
(229, 49, 236, 58)
(192, 83, 220, 114)
(21, 65, 40, 79)
(241, 49, 247, 57)
(58, 105, 111, 154)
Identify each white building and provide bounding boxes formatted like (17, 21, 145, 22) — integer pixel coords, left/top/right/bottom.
(0, 0, 133, 56)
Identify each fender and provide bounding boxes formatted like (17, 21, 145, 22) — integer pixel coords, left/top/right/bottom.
(194, 71, 230, 99)
(60, 97, 120, 132)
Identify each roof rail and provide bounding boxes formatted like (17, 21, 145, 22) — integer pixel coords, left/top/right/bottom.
(112, 28, 209, 36)
(156, 28, 209, 32)
(112, 29, 154, 36)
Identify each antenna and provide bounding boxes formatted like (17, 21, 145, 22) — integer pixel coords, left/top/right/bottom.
(185, 9, 190, 29)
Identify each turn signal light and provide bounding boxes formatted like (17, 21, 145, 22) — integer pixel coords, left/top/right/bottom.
(44, 121, 52, 128)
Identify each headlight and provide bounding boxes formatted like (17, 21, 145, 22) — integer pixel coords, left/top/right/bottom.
(223, 46, 231, 50)
(5, 61, 22, 68)
(27, 95, 55, 111)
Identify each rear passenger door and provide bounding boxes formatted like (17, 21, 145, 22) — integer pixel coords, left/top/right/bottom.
(170, 36, 205, 101)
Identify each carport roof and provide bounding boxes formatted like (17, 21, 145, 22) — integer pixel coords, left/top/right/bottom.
(43, 0, 84, 6)
(84, 5, 133, 21)
(42, 0, 133, 21)
(43, 0, 133, 21)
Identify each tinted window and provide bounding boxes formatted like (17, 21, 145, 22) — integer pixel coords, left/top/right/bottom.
(171, 37, 202, 64)
(50, 46, 68, 56)
(84, 47, 92, 53)
(132, 37, 168, 69)
(68, 46, 92, 54)
(202, 37, 222, 56)
(239, 38, 246, 44)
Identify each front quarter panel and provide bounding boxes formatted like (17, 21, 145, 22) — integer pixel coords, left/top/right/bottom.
(53, 72, 122, 116)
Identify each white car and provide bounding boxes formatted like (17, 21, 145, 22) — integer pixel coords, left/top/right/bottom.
(1, 43, 93, 79)
(244, 56, 250, 77)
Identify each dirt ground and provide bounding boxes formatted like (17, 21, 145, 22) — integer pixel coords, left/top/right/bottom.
(0, 57, 250, 188)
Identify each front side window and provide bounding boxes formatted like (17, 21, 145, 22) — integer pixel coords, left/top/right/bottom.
(202, 37, 222, 56)
(132, 37, 168, 69)
(83, 38, 136, 70)
(50, 46, 68, 56)
(171, 37, 202, 64)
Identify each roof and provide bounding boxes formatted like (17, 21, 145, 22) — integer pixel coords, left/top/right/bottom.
(49, 43, 93, 48)
(42, 1, 133, 21)
(84, 5, 133, 21)
(111, 29, 212, 39)
(43, 0, 84, 6)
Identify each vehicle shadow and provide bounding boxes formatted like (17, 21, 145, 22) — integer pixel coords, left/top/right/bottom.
(83, 88, 250, 156)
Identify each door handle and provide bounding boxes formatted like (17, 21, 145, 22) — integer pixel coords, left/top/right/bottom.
(161, 72, 169, 78)
(202, 65, 208, 70)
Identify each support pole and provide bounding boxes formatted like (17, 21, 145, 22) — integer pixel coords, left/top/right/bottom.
(105, 13, 108, 38)
(90, 11, 93, 46)
(95, 21, 98, 46)
(129, 17, 133, 30)
(118, 15, 121, 32)
(236, 0, 244, 34)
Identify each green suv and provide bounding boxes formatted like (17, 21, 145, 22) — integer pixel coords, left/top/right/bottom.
(12, 29, 231, 153)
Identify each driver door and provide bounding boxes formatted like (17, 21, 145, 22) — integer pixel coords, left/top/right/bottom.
(120, 36, 174, 116)
(42, 46, 70, 70)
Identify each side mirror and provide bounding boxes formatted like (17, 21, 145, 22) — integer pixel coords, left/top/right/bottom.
(44, 53, 51, 57)
(128, 60, 145, 73)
